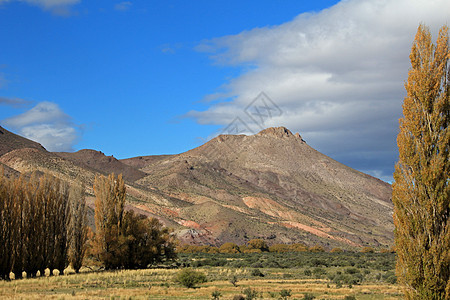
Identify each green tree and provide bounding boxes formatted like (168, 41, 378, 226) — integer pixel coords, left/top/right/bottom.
(393, 24, 449, 299)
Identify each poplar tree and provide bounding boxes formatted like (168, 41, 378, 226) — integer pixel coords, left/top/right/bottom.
(92, 173, 126, 269)
(393, 24, 449, 299)
(68, 182, 88, 273)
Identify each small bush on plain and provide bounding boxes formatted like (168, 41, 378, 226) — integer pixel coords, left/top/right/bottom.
(174, 268, 207, 288)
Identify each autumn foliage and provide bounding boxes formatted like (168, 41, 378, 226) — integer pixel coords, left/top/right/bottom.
(393, 24, 449, 299)
(0, 171, 78, 279)
(91, 173, 176, 269)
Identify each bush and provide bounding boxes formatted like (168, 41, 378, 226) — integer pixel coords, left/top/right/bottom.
(382, 271, 397, 284)
(313, 267, 326, 278)
(345, 267, 360, 275)
(330, 247, 343, 253)
(243, 288, 258, 300)
(230, 275, 238, 287)
(219, 243, 240, 254)
(247, 239, 269, 252)
(344, 296, 356, 300)
(211, 290, 222, 300)
(308, 246, 325, 252)
(233, 295, 245, 300)
(303, 293, 316, 300)
(175, 268, 207, 288)
(279, 289, 292, 299)
(361, 247, 375, 253)
(251, 268, 264, 277)
(304, 269, 312, 276)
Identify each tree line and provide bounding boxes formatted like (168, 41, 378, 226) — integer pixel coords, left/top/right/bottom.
(0, 171, 86, 279)
(0, 170, 176, 280)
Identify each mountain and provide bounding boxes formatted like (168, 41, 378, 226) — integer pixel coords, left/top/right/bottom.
(56, 149, 147, 182)
(0, 125, 394, 249)
(0, 126, 46, 156)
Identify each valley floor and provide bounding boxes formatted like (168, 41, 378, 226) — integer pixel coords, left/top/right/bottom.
(0, 253, 403, 299)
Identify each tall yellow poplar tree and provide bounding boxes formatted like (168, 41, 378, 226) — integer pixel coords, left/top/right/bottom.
(92, 173, 126, 269)
(393, 24, 449, 299)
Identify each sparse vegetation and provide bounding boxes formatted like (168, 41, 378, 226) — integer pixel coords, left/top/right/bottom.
(242, 287, 259, 300)
(0, 260, 403, 299)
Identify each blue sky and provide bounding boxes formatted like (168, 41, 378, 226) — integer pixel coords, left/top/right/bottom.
(0, 0, 449, 182)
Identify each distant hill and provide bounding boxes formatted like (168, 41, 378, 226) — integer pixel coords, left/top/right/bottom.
(56, 149, 147, 182)
(0, 126, 394, 249)
(0, 125, 46, 156)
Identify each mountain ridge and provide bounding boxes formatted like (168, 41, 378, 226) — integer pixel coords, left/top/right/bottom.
(0, 125, 393, 249)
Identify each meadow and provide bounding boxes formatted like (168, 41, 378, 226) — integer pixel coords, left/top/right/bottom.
(0, 252, 402, 299)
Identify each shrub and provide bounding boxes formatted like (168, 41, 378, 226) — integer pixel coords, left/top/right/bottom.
(308, 245, 325, 252)
(330, 247, 343, 253)
(303, 293, 316, 300)
(383, 271, 397, 284)
(247, 239, 269, 252)
(344, 296, 356, 300)
(360, 247, 374, 253)
(345, 267, 360, 274)
(251, 268, 264, 277)
(230, 275, 238, 287)
(312, 267, 326, 278)
(279, 289, 292, 299)
(211, 290, 222, 300)
(269, 244, 292, 253)
(175, 268, 207, 288)
(243, 288, 258, 300)
(232, 295, 245, 300)
(219, 243, 240, 254)
(304, 269, 312, 276)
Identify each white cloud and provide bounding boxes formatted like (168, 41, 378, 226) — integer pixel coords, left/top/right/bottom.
(22, 0, 79, 8)
(0, 96, 32, 108)
(191, 0, 450, 181)
(114, 1, 131, 12)
(2, 101, 79, 152)
(0, 0, 80, 15)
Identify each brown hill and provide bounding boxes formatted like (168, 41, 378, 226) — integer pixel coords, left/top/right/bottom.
(0, 126, 394, 250)
(0, 125, 46, 156)
(56, 149, 147, 182)
(132, 127, 393, 249)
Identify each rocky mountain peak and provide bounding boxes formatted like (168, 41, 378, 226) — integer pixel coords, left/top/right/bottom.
(257, 127, 296, 139)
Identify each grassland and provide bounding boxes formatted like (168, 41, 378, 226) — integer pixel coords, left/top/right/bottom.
(0, 252, 402, 299)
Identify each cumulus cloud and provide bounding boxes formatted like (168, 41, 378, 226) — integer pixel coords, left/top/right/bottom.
(190, 0, 450, 182)
(2, 101, 79, 152)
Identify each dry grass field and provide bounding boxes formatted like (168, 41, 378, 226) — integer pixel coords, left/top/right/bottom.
(0, 267, 402, 299)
